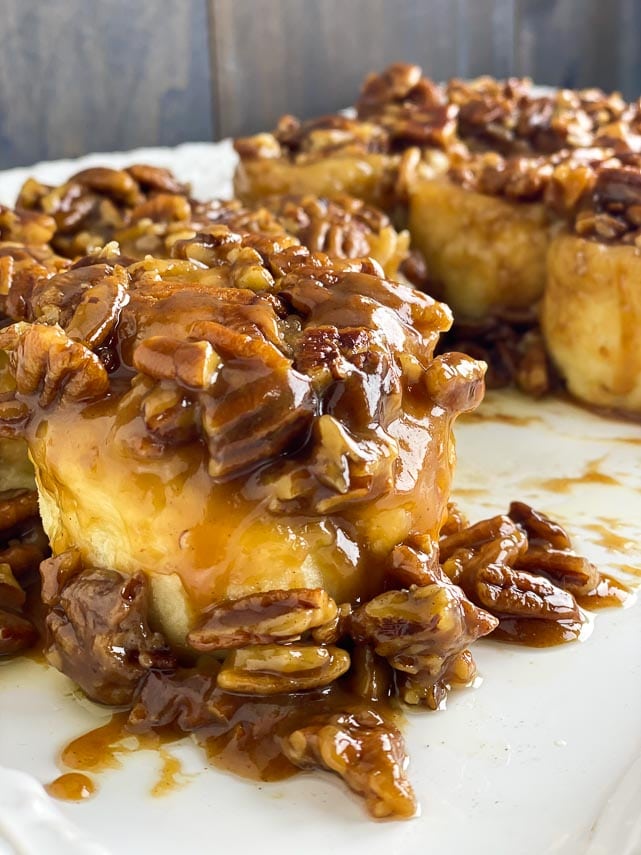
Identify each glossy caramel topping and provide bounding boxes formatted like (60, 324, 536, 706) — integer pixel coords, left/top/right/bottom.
(0, 227, 487, 629)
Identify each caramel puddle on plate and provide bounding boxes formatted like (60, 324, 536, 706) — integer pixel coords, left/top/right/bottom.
(585, 520, 637, 552)
(619, 564, 641, 579)
(453, 487, 486, 499)
(610, 436, 641, 446)
(48, 712, 190, 802)
(45, 772, 96, 802)
(462, 409, 544, 428)
(528, 456, 620, 493)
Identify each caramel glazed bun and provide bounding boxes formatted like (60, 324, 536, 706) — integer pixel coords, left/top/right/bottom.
(234, 62, 641, 413)
(0, 166, 421, 491)
(0, 225, 487, 649)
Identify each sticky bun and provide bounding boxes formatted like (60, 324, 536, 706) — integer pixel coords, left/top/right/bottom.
(233, 62, 641, 413)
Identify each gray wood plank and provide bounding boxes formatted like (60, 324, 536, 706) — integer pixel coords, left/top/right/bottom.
(515, 0, 635, 96)
(613, 0, 641, 99)
(210, 0, 461, 138)
(0, 0, 214, 169)
(456, 0, 516, 80)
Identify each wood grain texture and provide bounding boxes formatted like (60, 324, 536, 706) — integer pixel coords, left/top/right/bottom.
(515, 0, 637, 97)
(0, 0, 640, 166)
(0, 0, 213, 169)
(456, 0, 516, 80)
(210, 0, 460, 138)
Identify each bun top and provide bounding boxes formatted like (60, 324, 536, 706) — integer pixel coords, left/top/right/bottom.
(0, 225, 484, 517)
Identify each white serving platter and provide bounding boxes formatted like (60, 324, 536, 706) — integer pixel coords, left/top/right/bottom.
(0, 143, 640, 855)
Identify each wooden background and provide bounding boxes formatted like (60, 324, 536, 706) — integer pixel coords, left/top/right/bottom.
(1, 0, 639, 169)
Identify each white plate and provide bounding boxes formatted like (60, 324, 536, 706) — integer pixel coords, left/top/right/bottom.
(1, 146, 640, 855)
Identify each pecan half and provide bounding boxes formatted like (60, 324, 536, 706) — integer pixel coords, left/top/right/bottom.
(508, 501, 572, 549)
(188, 588, 337, 651)
(457, 536, 581, 623)
(216, 643, 350, 694)
(514, 547, 599, 597)
(0, 323, 110, 407)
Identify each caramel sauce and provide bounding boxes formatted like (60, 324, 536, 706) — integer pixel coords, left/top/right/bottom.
(60, 712, 181, 773)
(452, 487, 486, 499)
(45, 772, 96, 802)
(491, 618, 585, 647)
(575, 574, 630, 610)
(151, 750, 187, 798)
(534, 458, 620, 493)
(58, 711, 189, 798)
(463, 410, 542, 427)
(61, 714, 131, 772)
(199, 686, 398, 782)
(619, 564, 641, 578)
(586, 522, 635, 552)
(57, 685, 400, 789)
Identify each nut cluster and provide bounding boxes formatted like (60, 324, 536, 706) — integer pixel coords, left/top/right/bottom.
(16, 164, 197, 259)
(0, 223, 465, 512)
(0, 489, 49, 656)
(439, 502, 606, 644)
(234, 62, 641, 247)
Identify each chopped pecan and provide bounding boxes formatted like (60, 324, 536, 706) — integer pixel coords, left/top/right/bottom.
(188, 588, 337, 651)
(0, 206, 56, 246)
(283, 710, 416, 819)
(216, 643, 350, 694)
(595, 166, 641, 207)
(133, 336, 221, 390)
(140, 382, 198, 445)
(127, 193, 192, 225)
